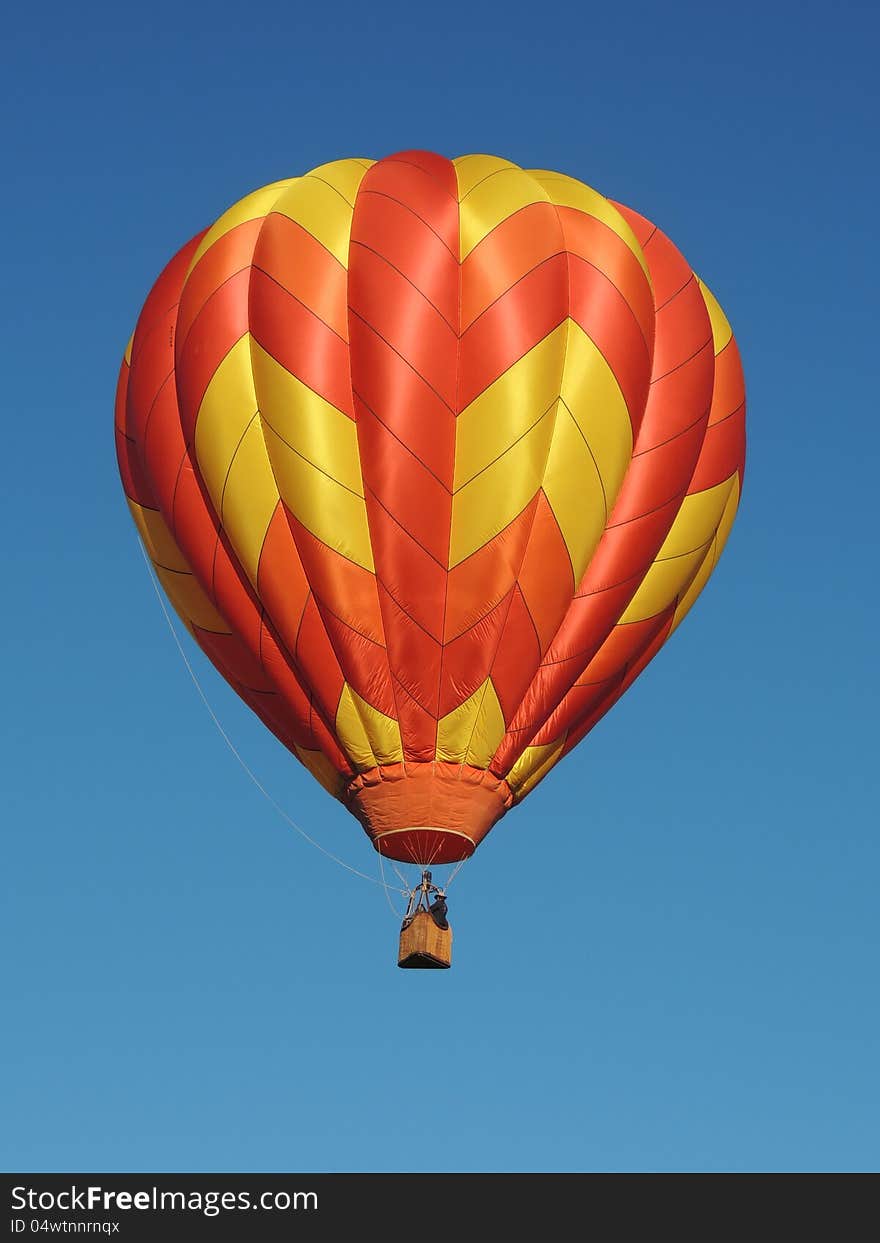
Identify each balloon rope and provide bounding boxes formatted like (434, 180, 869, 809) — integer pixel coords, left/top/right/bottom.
(139, 543, 407, 902)
(378, 850, 406, 918)
(444, 857, 467, 889)
(391, 861, 410, 891)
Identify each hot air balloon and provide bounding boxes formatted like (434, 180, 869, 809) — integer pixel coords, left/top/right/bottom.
(115, 150, 745, 967)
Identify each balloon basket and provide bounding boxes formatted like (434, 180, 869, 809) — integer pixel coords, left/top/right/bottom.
(398, 911, 452, 970)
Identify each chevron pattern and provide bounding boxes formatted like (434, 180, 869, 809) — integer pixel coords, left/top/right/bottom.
(116, 150, 746, 864)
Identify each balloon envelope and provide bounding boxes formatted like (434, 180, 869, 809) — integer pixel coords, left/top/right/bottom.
(116, 150, 745, 864)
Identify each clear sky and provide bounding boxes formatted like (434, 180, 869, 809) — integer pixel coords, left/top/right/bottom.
(2, 0, 877, 1173)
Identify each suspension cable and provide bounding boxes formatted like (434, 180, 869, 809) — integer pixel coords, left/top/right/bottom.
(138, 542, 407, 901)
(444, 857, 467, 889)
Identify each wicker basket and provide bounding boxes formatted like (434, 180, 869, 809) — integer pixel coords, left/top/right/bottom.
(398, 910, 453, 969)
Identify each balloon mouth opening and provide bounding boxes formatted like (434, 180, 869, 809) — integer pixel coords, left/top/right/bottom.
(373, 827, 476, 866)
(346, 762, 511, 863)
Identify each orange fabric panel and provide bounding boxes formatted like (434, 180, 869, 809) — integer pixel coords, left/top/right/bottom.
(691, 409, 746, 494)
(194, 626, 279, 697)
(633, 340, 716, 455)
(357, 409, 452, 566)
(321, 613, 397, 720)
(650, 275, 711, 380)
(249, 267, 354, 417)
(614, 203, 688, 303)
(490, 583, 629, 773)
(283, 513, 384, 646)
(515, 493, 576, 653)
(349, 244, 458, 406)
(438, 593, 511, 718)
(690, 338, 746, 491)
(556, 609, 676, 760)
(175, 269, 251, 441)
(555, 206, 655, 351)
(388, 678, 439, 765)
(128, 235, 204, 367)
(115, 361, 154, 508)
(443, 499, 538, 642)
(578, 612, 670, 685)
(363, 496, 447, 643)
(610, 201, 656, 249)
(292, 597, 346, 718)
(352, 151, 460, 253)
(252, 212, 349, 338)
(176, 218, 264, 346)
(568, 254, 652, 432)
(708, 338, 745, 426)
(574, 498, 685, 599)
(459, 253, 569, 409)
(127, 309, 185, 449)
(528, 610, 673, 752)
(350, 191, 459, 332)
(375, 576, 442, 718)
(460, 201, 563, 330)
(141, 381, 189, 521)
(269, 505, 396, 723)
(192, 628, 331, 766)
(348, 319, 454, 483)
(255, 505, 311, 649)
(490, 585, 542, 725)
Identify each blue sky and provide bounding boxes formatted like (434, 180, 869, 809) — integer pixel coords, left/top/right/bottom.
(2, 0, 878, 1172)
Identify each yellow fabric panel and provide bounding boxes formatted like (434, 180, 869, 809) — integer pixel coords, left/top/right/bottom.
(304, 157, 374, 206)
(217, 420, 280, 585)
(193, 335, 280, 586)
(436, 678, 506, 766)
(454, 323, 568, 489)
(453, 154, 517, 198)
(465, 679, 506, 768)
(186, 180, 294, 275)
(123, 334, 133, 365)
(128, 501, 229, 633)
(528, 171, 651, 284)
(259, 419, 374, 571)
(671, 476, 740, 632)
(450, 317, 632, 570)
(334, 685, 376, 771)
(154, 566, 229, 634)
(450, 404, 557, 568)
(698, 278, 733, 354)
(293, 745, 345, 797)
(250, 341, 364, 494)
(271, 161, 370, 268)
(543, 401, 608, 583)
(506, 736, 567, 800)
(455, 157, 551, 259)
(560, 320, 633, 501)
(620, 545, 712, 624)
(194, 335, 260, 508)
(435, 684, 483, 762)
(335, 683, 403, 771)
(621, 477, 740, 626)
(621, 479, 738, 623)
(654, 477, 738, 560)
(127, 500, 189, 572)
